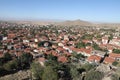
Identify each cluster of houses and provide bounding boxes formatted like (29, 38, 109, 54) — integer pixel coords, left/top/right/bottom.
(0, 21, 120, 66)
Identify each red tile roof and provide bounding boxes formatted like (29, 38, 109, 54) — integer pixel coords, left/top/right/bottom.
(57, 47, 65, 51)
(38, 47, 46, 51)
(58, 56, 67, 63)
(45, 51, 51, 55)
(63, 51, 71, 56)
(104, 57, 115, 64)
(8, 33, 15, 39)
(87, 55, 101, 62)
(83, 49, 92, 54)
(70, 47, 81, 52)
(51, 50, 59, 57)
(70, 47, 92, 55)
(109, 53, 120, 58)
(82, 40, 92, 44)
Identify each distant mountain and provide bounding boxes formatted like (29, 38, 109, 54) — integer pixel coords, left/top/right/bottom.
(55, 19, 93, 26)
(55, 20, 120, 28)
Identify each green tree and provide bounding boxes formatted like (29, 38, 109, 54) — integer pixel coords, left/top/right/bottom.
(85, 70, 104, 80)
(0, 41, 2, 47)
(81, 34, 93, 40)
(112, 61, 118, 66)
(0, 66, 5, 76)
(76, 42, 85, 48)
(109, 34, 113, 40)
(113, 49, 120, 54)
(81, 63, 95, 72)
(70, 65, 81, 80)
(31, 62, 44, 80)
(116, 63, 120, 67)
(92, 43, 102, 50)
(4, 53, 12, 62)
(3, 60, 17, 71)
(111, 74, 120, 80)
(75, 53, 86, 59)
(42, 66, 58, 80)
(44, 54, 58, 69)
(38, 42, 43, 47)
(58, 64, 72, 80)
(86, 43, 91, 46)
(71, 51, 86, 62)
(0, 57, 4, 66)
(11, 59, 19, 70)
(46, 54, 57, 61)
(19, 53, 33, 68)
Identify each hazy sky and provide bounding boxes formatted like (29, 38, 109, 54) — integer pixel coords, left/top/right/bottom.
(0, 0, 120, 22)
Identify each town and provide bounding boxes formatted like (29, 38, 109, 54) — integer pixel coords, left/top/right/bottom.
(0, 21, 120, 80)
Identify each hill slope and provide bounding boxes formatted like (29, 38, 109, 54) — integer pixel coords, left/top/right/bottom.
(55, 19, 93, 26)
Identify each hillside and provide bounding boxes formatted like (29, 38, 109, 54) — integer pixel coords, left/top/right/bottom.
(55, 19, 93, 26)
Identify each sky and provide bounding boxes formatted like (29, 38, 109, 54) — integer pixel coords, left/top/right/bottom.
(0, 0, 120, 23)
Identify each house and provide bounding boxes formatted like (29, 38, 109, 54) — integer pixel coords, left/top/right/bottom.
(103, 57, 115, 64)
(31, 52, 43, 59)
(80, 48, 92, 57)
(7, 45, 13, 50)
(102, 37, 108, 45)
(64, 35, 69, 41)
(85, 46, 93, 50)
(109, 38, 120, 47)
(67, 41, 75, 46)
(91, 50, 106, 57)
(63, 46, 72, 53)
(93, 38, 101, 45)
(70, 47, 92, 57)
(34, 39, 38, 43)
(52, 45, 57, 49)
(29, 42, 38, 48)
(51, 50, 59, 57)
(8, 33, 15, 39)
(82, 40, 92, 44)
(87, 55, 101, 63)
(2, 37, 7, 40)
(63, 51, 71, 57)
(109, 53, 120, 61)
(58, 43, 64, 47)
(23, 39, 29, 43)
(69, 47, 81, 53)
(38, 47, 47, 53)
(107, 46, 113, 53)
(56, 47, 65, 53)
(58, 56, 68, 63)
(99, 44, 107, 49)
